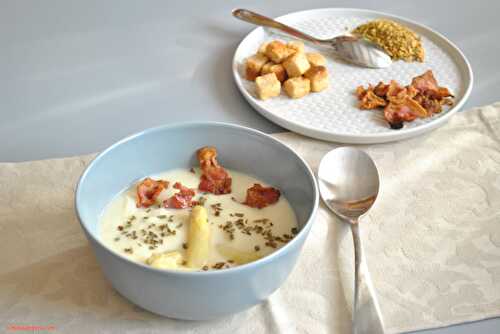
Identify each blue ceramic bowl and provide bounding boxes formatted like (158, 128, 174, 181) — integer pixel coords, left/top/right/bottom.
(75, 122, 318, 320)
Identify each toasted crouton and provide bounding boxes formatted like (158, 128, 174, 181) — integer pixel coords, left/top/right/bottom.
(306, 52, 327, 67)
(283, 77, 310, 98)
(284, 47, 297, 59)
(282, 52, 311, 78)
(265, 40, 288, 63)
(255, 73, 281, 100)
(261, 62, 273, 74)
(261, 62, 287, 82)
(258, 42, 269, 55)
(287, 40, 305, 54)
(245, 54, 269, 81)
(304, 66, 329, 92)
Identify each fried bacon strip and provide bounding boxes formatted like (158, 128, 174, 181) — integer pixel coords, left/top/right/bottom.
(383, 102, 417, 129)
(136, 178, 168, 208)
(414, 94, 442, 115)
(356, 86, 386, 109)
(163, 182, 197, 209)
(197, 146, 232, 195)
(243, 183, 281, 209)
(355, 70, 454, 129)
(373, 81, 389, 97)
(411, 70, 453, 99)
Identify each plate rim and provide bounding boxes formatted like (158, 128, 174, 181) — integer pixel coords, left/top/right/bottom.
(232, 7, 474, 144)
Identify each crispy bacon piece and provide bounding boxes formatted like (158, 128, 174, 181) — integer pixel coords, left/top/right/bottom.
(411, 70, 453, 99)
(197, 146, 232, 195)
(357, 87, 387, 109)
(403, 97, 427, 117)
(243, 183, 281, 209)
(136, 178, 168, 208)
(386, 80, 405, 99)
(411, 70, 439, 93)
(406, 85, 419, 99)
(384, 102, 417, 129)
(163, 182, 196, 209)
(355, 70, 453, 128)
(414, 94, 442, 115)
(373, 82, 389, 97)
(384, 97, 428, 128)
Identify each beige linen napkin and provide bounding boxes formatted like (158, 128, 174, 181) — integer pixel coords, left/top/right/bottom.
(1, 103, 500, 333)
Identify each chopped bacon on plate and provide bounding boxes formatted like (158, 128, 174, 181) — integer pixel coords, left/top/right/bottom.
(355, 70, 454, 129)
(197, 146, 232, 195)
(243, 183, 281, 209)
(373, 81, 390, 97)
(383, 100, 418, 129)
(356, 87, 386, 109)
(411, 70, 452, 98)
(136, 178, 169, 208)
(163, 182, 197, 209)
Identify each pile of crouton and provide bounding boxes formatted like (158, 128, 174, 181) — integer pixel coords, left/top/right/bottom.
(245, 39, 329, 100)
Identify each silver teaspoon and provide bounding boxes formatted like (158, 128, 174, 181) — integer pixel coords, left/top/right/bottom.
(318, 147, 385, 334)
(232, 9, 392, 68)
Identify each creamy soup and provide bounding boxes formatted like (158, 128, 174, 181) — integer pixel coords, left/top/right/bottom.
(100, 168, 298, 271)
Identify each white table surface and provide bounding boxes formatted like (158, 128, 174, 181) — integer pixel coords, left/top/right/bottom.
(1, 0, 497, 333)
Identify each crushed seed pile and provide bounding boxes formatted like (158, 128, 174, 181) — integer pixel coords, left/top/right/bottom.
(353, 19, 424, 62)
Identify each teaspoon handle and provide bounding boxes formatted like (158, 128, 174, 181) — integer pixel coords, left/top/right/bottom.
(351, 223, 385, 334)
(232, 9, 325, 45)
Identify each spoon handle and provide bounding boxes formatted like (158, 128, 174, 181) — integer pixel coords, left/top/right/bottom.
(232, 9, 325, 45)
(351, 223, 385, 334)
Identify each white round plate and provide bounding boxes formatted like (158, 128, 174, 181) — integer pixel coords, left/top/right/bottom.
(232, 8, 473, 144)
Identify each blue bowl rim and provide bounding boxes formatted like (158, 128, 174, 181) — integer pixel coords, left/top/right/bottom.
(75, 121, 319, 276)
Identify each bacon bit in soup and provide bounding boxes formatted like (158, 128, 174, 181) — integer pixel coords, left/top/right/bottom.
(243, 184, 281, 209)
(163, 182, 196, 209)
(174, 182, 195, 195)
(197, 146, 232, 195)
(136, 178, 169, 208)
(136, 177, 168, 208)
